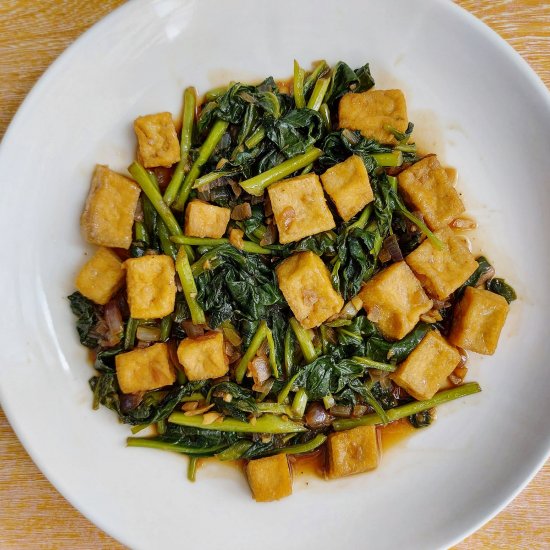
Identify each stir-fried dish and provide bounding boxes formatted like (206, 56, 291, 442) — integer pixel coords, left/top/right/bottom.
(69, 60, 516, 501)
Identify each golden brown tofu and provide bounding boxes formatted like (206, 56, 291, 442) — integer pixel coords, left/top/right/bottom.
(327, 426, 379, 479)
(338, 90, 408, 144)
(134, 112, 181, 168)
(359, 262, 432, 340)
(184, 200, 231, 239)
(115, 342, 175, 394)
(398, 155, 465, 231)
(75, 247, 125, 305)
(448, 286, 509, 355)
(80, 165, 141, 249)
(391, 330, 461, 401)
(405, 227, 478, 300)
(125, 255, 176, 319)
(276, 251, 344, 329)
(177, 331, 228, 381)
(320, 155, 374, 221)
(268, 173, 335, 244)
(246, 453, 292, 502)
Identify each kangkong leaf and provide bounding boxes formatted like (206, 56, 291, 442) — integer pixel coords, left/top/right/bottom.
(487, 278, 517, 303)
(325, 62, 375, 106)
(68, 292, 101, 349)
(210, 382, 258, 422)
(265, 109, 325, 158)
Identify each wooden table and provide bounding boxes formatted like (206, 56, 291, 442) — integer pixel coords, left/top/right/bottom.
(0, 1, 548, 548)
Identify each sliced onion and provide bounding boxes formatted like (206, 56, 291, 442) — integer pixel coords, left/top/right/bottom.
(383, 234, 403, 262)
(252, 377, 274, 394)
(231, 202, 252, 220)
(136, 325, 161, 343)
(340, 298, 362, 320)
(133, 199, 144, 222)
(264, 196, 273, 217)
(120, 392, 143, 412)
(102, 299, 123, 346)
(378, 247, 391, 263)
(181, 320, 205, 338)
(260, 223, 277, 246)
(476, 266, 496, 288)
(228, 179, 243, 198)
(305, 402, 334, 428)
(152, 166, 173, 190)
(249, 354, 271, 386)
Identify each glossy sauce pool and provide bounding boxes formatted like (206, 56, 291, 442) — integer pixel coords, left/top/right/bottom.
(197, 419, 419, 481)
(290, 419, 419, 479)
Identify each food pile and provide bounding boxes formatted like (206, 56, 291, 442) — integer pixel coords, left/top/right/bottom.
(70, 60, 515, 501)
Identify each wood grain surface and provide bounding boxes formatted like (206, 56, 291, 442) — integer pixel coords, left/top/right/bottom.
(0, 1, 548, 548)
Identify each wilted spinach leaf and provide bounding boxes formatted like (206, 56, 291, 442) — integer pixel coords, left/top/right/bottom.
(325, 62, 375, 106)
(89, 376, 207, 426)
(294, 356, 364, 401)
(318, 130, 391, 174)
(487, 278, 517, 303)
(264, 108, 325, 158)
(196, 245, 285, 329)
(68, 291, 101, 348)
(409, 410, 434, 428)
(457, 256, 493, 295)
(210, 381, 258, 422)
(93, 344, 123, 373)
(159, 423, 243, 454)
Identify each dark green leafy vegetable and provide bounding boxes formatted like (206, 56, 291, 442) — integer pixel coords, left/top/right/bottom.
(487, 278, 517, 303)
(196, 245, 285, 328)
(72, 60, 503, 490)
(210, 381, 258, 421)
(408, 409, 434, 428)
(325, 62, 375, 106)
(264, 109, 325, 158)
(68, 291, 101, 349)
(458, 256, 493, 294)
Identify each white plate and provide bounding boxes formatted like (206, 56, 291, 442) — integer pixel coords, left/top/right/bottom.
(1, 0, 549, 548)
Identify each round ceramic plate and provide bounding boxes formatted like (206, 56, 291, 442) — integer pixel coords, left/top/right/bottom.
(1, 1, 549, 548)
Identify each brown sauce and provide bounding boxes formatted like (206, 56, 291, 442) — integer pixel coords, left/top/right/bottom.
(289, 447, 326, 478)
(379, 419, 417, 451)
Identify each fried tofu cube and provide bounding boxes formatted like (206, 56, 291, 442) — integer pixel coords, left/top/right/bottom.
(134, 112, 181, 168)
(177, 331, 228, 381)
(184, 200, 231, 239)
(327, 426, 379, 479)
(276, 251, 344, 329)
(125, 255, 176, 319)
(268, 173, 335, 244)
(359, 262, 432, 340)
(80, 165, 141, 249)
(246, 453, 292, 502)
(398, 155, 465, 231)
(75, 247, 125, 305)
(448, 286, 509, 355)
(115, 342, 175, 394)
(405, 227, 478, 300)
(320, 155, 374, 221)
(338, 89, 408, 144)
(391, 330, 460, 400)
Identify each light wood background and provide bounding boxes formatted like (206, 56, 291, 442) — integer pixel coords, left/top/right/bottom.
(0, 1, 548, 548)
